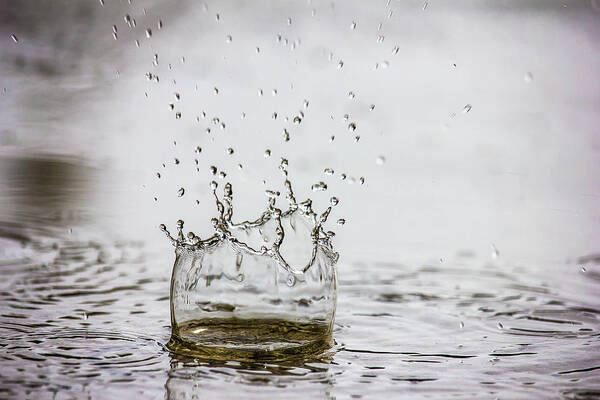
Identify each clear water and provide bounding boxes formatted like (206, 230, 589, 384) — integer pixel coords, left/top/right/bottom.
(2, 0, 600, 398)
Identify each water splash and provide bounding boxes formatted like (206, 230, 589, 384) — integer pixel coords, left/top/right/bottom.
(160, 161, 338, 276)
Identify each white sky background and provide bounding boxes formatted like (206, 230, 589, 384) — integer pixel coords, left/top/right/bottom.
(1, 0, 599, 266)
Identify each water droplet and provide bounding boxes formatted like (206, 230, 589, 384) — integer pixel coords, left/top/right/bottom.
(214, 87, 219, 95)
(497, 322, 504, 330)
(177, 187, 185, 197)
(195, 146, 202, 154)
(218, 171, 227, 179)
(423, 1, 428, 10)
(340, 173, 347, 180)
(283, 129, 290, 142)
(287, 17, 292, 25)
(359, 177, 365, 185)
(238, 164, 243, 170)
(258, 89, 264, 96)
(375, 61, 390, 70)
(272, 89, 278, 96)
(156, 172, 161, 179)
(350, 21, 357, 30)
(337, 218, 346, 226)
(337, 60, 344, 69)
(377, 35, 385, 43)
(112, 25, 118, 34)
(215, 13, 220, 21)
(354, 135, 360, 142)
(376, 156, 386, 165)
(264, 149, 272, 158)
(158, 19, 163, 29)
(330, 197, 339, 206)
(293, 116, 302, 124)
(226, 34, 232, 43)
(303, 99, 309, 109)
(210, 181, 218, 190)
(463, 104, 472, 113)
(324, 168, 334, 175)
(311, 182, 328, 192)
(329, 135, 335, 142)
(460, 321, 464, 329)
(286, 274, 295, 287)
(175, 111, 181, 119)
(113, 32, 118, 40)
(145, 28, 152, 38)
(348, 91, 356, 99)
(209, 166, 217, 175)
(581, 266, 587, 272)
(524, 71, 533, 83)
(491, 244, 499, 259)
(256, 46, 260, 53)
(265, 190, 280, 199)
(369, 104, 376, 111)
(226, 147, 234, 155)
(348, 122, 357, 132)
(392, 46, 399, 55)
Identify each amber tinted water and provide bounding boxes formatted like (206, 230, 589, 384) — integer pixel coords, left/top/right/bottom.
(169, 318, 332, 362)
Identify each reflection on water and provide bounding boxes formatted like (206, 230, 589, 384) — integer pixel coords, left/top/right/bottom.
(0, 156, 599, 399)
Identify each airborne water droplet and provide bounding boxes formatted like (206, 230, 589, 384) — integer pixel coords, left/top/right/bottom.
(463, 104, 472, 113)
(145, 28, 152, 38)
(524, 71, 533, 83)
(348, 122, 357, 132)
(350, 21, 357, 30)
(226, 147, 234, 155)
(177, 187, 185, 197)
(226, 34, 232, 43)
(337, 218, 346, 226)
(311, 182, 328, 192)
(330, 197, 339, 206)
(293, 116, 302, 124)
(324, 168, 334, 175)
(376, 156, 386, 165)
(497, 322, 504, 330)
(264, 149, 272, 158)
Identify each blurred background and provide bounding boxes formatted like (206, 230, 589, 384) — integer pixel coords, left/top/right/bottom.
(1, 0, 599, 398)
